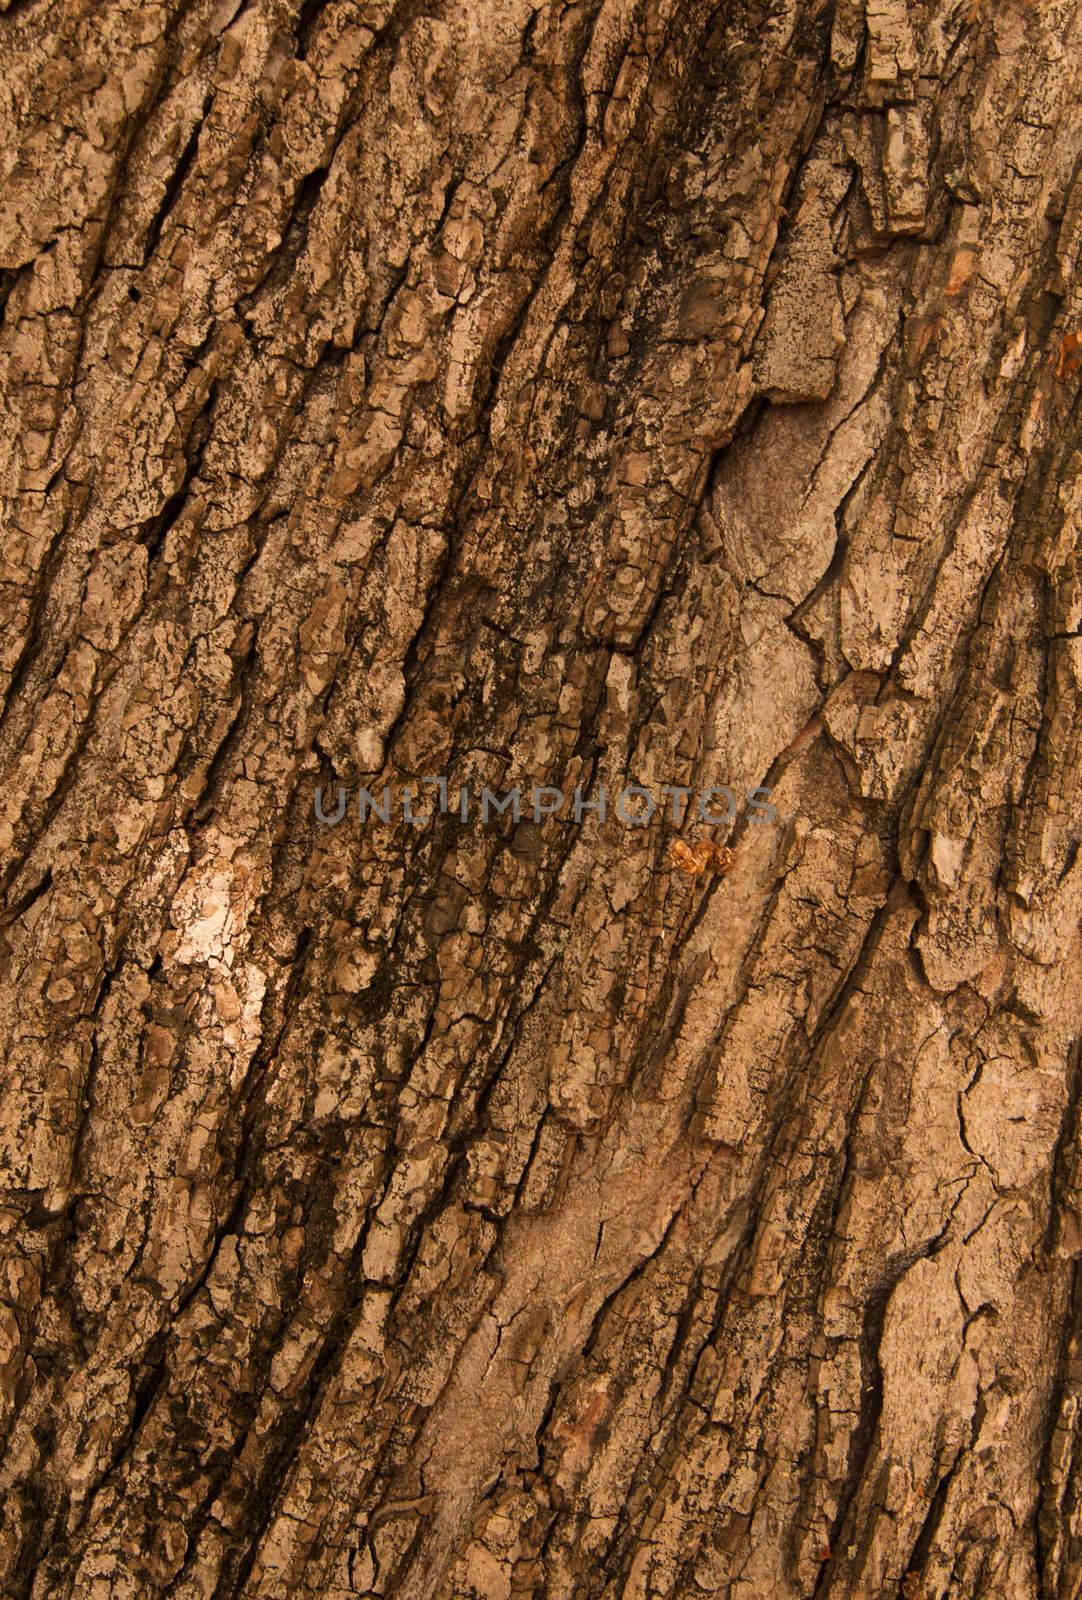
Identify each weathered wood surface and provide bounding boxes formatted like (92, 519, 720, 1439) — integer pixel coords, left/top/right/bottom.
(1, 0, 1082, 1594)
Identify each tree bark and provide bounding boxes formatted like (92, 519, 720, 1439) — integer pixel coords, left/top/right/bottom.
(2, 0, 1082, 1595)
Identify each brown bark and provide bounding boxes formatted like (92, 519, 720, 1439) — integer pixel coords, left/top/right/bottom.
(1, 0, 1081, 1595)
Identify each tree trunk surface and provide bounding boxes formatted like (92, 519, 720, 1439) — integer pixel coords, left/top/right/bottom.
(1, 0, 1081, 1595)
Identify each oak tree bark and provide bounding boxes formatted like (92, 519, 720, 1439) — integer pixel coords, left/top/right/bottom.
(2, 0, 1082, 1596)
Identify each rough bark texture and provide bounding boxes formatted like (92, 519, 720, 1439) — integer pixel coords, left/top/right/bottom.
(2, 0, 1082, 1595)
